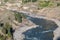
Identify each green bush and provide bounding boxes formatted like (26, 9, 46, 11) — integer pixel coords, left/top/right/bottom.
(21, 13, 27, 19)
(0, 35, 6, 40)
(14, 13, 22, 23)
(4, 23, 12, 30)
(4, 0, 8, 2)
(3, 23, 12, 37)
(22, 0, 31, 3)
(0, 23, 4, 27)
(14, 11, 27, 23)
(32, 0, 37, 2)
(22, 0, 37, 3)
(57, 3, 60, 6)
(0, 22, 13, 40)
(2, 27, 7, 34)
(38, 1, 55, 8)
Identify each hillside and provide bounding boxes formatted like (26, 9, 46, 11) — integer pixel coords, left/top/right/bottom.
(0, 0, 60, 40)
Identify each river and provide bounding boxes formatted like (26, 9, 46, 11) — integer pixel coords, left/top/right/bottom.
(9, 10, 60, 40)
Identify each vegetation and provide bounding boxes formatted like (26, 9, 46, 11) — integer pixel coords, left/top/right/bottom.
(14, 11, 27, 23)
(57, 3, 60, 6)
(0, 23, 4, 27)
(4, 0, 8, 3)
(21, 13, 27, 19)
(14, 13, 22, 23)
(22, 0, 37, 3)
(0, 35, 6, 40)
(32, 0, 37, 2)
(0, 22, 13, 40)
(4, 23, 13, 37)
(38, 1, 55, 8)
(22, 0, 31, 3)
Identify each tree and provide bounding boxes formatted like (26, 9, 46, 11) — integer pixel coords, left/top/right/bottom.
(14, 13, 22, 23)
(38, 0, 55, 9)
(22, 0, 37, 4)
(3, 23, 13, 38)
(0, 34, 6, 40)
(4, 0, 8, 3)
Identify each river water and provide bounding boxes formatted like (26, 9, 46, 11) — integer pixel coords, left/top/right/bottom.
(13, 11, 59, 40)
(22, 16, 58, 40)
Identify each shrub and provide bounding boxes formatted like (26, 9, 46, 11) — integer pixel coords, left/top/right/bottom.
(0, 23, 4, 27)
(4, 0, 8, 2)
(14, 13, 22, 23)
(3, 23, 13, 37)
(0, 34, 6, 40)
(22, 0, 31, 3)
(38, 1, 55, 8)
(32, 0, 37, 2)
(57, 3, 60, 6)
(22, 0, 37, 3)
(0, 22, 13, 40)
